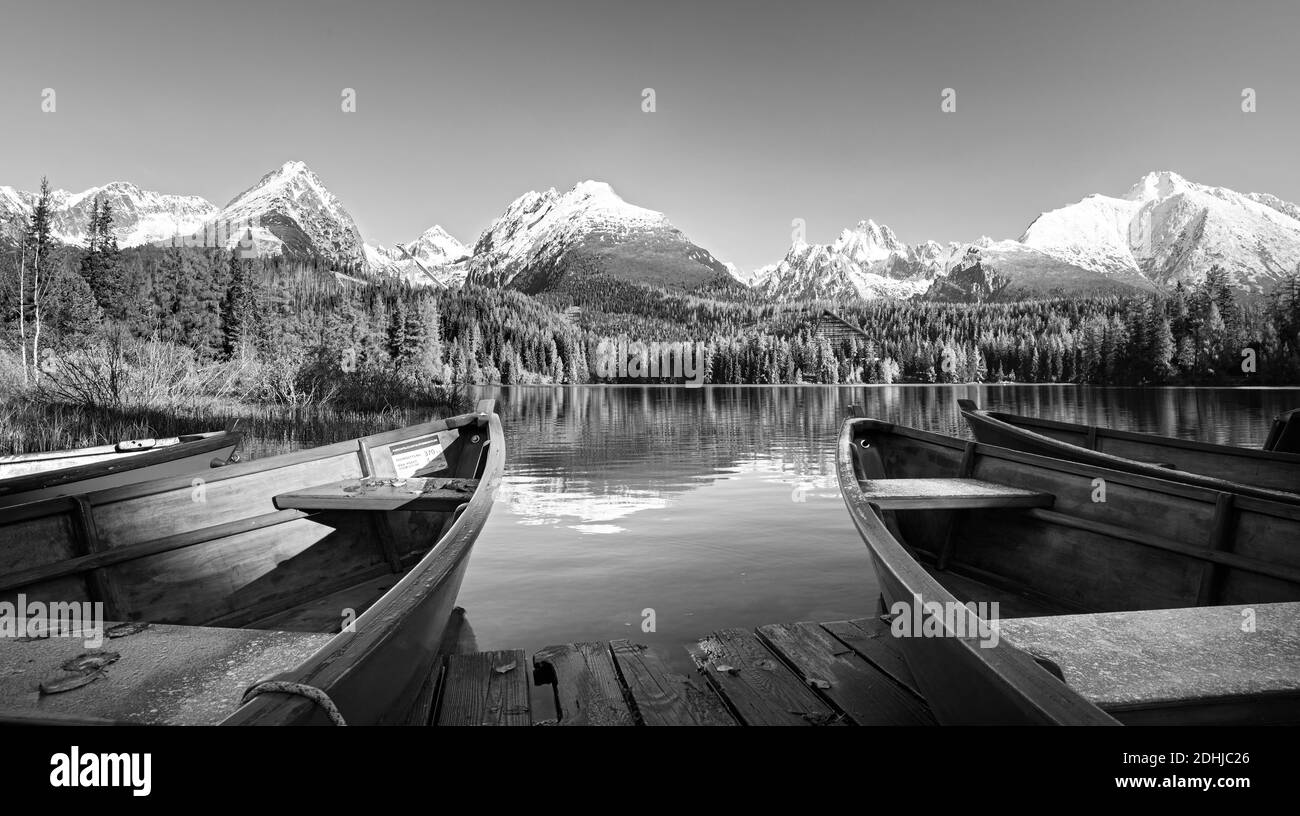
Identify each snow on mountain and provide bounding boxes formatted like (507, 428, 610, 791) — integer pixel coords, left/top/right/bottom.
(754, 220, 969, 300)
(0, 181, 218, 247)
(756, 171, 1299, 300)
(467, 180, 738, 294)
(206, 160, 366, 264)
(364, 225, 471, 287)
(1021, 170, 1300, 293)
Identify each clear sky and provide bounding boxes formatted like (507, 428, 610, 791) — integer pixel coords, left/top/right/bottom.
(1, 0, 1296, 272)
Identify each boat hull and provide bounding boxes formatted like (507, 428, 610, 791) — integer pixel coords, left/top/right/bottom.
(959, 400, 1300, 501)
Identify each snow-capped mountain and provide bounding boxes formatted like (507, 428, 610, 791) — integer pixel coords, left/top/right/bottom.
(467, 180, 739, 294)
(364, 225, 471, 287)
(754, 220, 966, 300)
(1021, 170, 1300, 293)
(0, 182, 218, 246)
(0, 162, 366, 266)
(204, 160, 366, 263)
(755, 171, 1300, 300)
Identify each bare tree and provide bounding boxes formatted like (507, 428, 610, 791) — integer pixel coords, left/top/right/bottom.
(17, 236, 28, 386)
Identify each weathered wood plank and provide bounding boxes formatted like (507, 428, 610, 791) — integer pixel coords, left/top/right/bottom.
(757, 622, 934, 726)
(435, 650, 531, 726)
(857, 478, 1054, 510)
(72, 496, 124, 620)
(1024, 508, 1300, 587)
(999, 602, 1300, 723)
(533, 642, 634, 726)
(1196, 493, 1236, 605)
(822, 617, 923, 699)
(609, 640, 735, 726)
(690, 628, 842, 726)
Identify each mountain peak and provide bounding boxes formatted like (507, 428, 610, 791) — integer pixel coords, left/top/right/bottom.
(277, 159, 311, 176)
(1125, 170, 1192, 201)
(570, 179, 618, 197)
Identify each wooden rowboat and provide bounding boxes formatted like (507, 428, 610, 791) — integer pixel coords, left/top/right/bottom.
(958, 399, 1300, 501)
(0, 428, 243, 509)
(837, 415, 1300, 725)
(0, 399, 503, 725)
(0, 426, 243, 509)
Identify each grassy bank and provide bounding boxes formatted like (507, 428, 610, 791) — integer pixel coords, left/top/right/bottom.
(0, 397, 473, 460)
(0, 339, 473, 458)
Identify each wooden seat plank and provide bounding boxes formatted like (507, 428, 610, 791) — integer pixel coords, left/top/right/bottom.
(532, 642, 634, 726)
(999, 601, 1300, 723)
(758, 622, 935, 725)
(609, 640, 736, 726)
(689, 628, 842, 726)
(856, 478, 1054, 510)
(435, 650, 531, 726)
(273, 477, 478, 513)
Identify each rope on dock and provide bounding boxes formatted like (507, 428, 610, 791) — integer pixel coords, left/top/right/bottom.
(240, 680, 347, 725)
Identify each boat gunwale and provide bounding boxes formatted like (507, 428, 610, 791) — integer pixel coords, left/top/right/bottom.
(979, 405, 1300, 465)
(0, 430, 241, 499)
(0, 429, 225, 465)
(835, 417, 1120, 726)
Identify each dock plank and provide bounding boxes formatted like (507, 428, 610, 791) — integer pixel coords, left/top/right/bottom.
(822, 617, 923, 699)
(610, 640, 736, 726)
(758, 622, 934, 726)
(435, 650, 531, 726)
(533, 642, 634, 726)
(690, 628, 842, 726)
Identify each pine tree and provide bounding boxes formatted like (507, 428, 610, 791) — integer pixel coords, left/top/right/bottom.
(220, 252, 257, 358)
(81, 197, 127, 317)
(1150, 317, 1176, 382)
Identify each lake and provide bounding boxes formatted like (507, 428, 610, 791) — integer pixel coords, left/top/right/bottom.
(239, 384, 1300, 707)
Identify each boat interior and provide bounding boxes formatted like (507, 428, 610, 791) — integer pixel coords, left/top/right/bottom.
(0, 408, 496, 725)
(844, 418, 1300, 723)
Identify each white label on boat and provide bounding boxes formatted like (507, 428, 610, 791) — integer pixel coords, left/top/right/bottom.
(390, 434, 449, 478)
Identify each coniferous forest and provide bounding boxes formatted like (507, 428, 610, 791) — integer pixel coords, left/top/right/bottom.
(2, 179, 1300, 454)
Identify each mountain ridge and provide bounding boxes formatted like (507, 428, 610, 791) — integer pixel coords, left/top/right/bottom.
(3, 165, 1298, 298)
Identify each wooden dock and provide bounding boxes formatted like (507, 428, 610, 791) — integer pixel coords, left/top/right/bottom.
(421, 615, 936, 726)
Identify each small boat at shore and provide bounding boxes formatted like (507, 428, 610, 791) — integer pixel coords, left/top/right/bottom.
(0, 428, 243, 509)
(837, 415, 1300, 725)
(958, 399, 1300, 501)
(0, 399, 504, 725)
